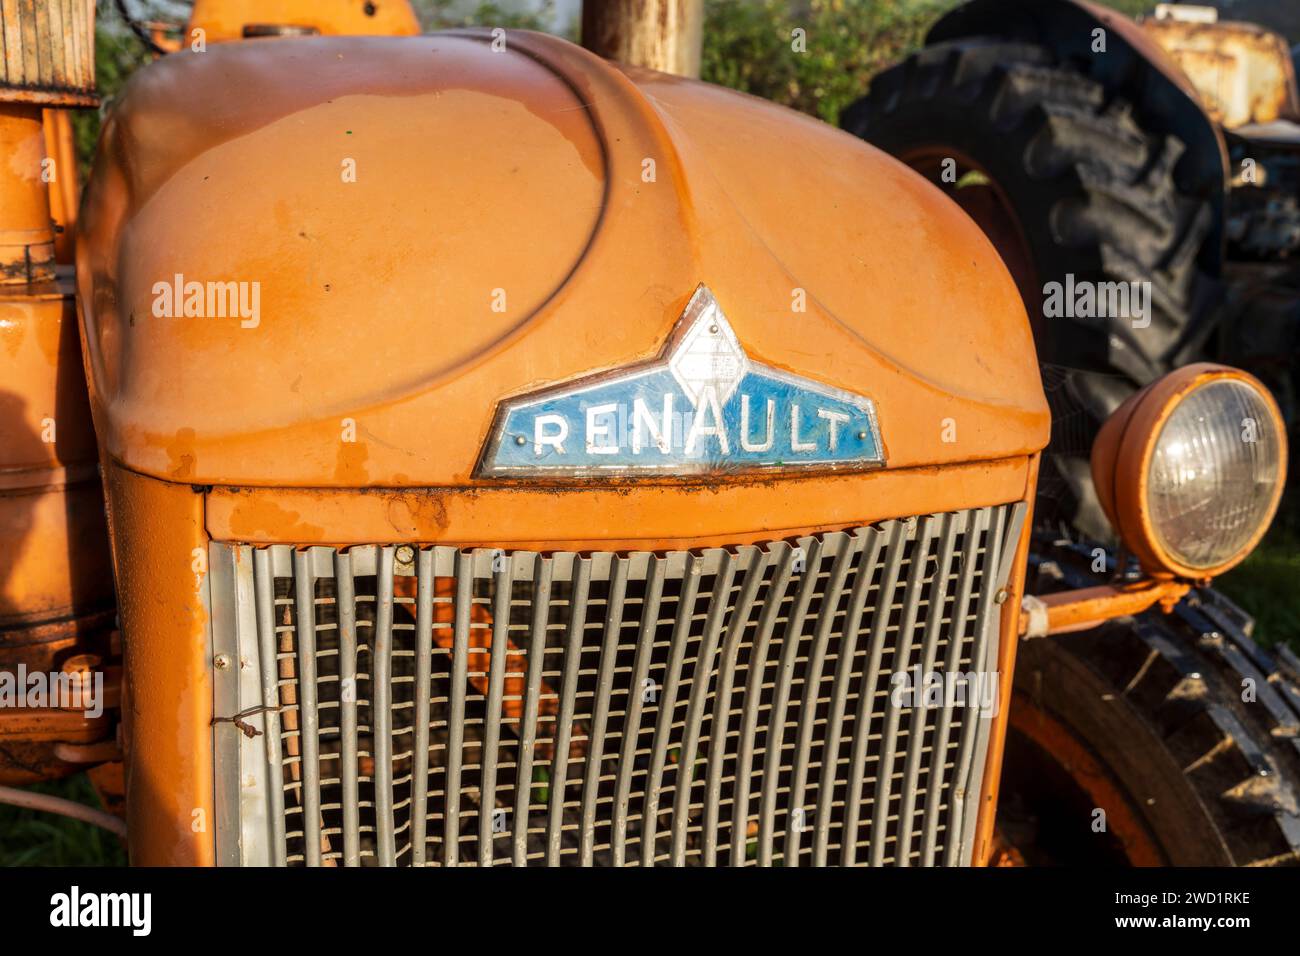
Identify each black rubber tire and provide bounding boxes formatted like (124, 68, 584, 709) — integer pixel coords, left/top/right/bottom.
(1005, 539, 1300, 867)
(841, 39, 1222, 537)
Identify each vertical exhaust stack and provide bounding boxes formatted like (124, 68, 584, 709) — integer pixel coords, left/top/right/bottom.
(581, 0, 704, 77)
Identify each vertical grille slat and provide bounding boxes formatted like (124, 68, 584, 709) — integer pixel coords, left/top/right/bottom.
(333, 550, 361, 867)
(444, 553, 473, 866)
(217, 504, 1026, 867)
(579, 556, 629, 866)
(292, 550, 323, 867)
(373, 546, 397, 867)
(253, 548, 287, 867)
(410, 549, 435, 866)
(512, 558, 553, 867)
(546, 557, 591, 866)
(478, 559, 513, 867)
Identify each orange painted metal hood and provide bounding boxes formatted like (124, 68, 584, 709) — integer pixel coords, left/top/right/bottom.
(77, 30, 1048, 488)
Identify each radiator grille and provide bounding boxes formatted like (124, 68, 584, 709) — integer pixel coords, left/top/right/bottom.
(210, 504, 1024, 866)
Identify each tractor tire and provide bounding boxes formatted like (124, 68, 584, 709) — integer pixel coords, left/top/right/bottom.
(841, 40, 1222, 538)
(1000, 539, 1300, 866)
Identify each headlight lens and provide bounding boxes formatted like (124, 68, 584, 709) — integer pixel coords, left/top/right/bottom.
(1091, 364, 1288, 578)
(1148, 379, 1283, 570)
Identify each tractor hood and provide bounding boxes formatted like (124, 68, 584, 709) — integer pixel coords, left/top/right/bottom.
(77, 30, 1048, 488)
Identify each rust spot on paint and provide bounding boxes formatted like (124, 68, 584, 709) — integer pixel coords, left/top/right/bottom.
(383, 489, 449, 536)
(167, 427, 197, 480)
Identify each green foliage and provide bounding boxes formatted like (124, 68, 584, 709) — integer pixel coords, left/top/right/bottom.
(701, 0, 945, 124)
(0, 775, 126, 867)
(1219, 496, 1300, 652)
(1099, 0, 1159, 17)
(699, 0, 1161, 124)
(411, 0, 553, 31)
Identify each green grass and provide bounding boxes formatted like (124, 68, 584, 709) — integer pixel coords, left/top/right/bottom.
(1218, 489, 1300, 654)
(0, 774, 126, 867)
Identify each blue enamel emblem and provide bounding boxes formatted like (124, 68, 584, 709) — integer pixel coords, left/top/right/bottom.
(477, 286, 884, 477)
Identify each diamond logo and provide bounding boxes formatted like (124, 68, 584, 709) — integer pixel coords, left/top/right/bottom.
(668, 291, 749, 407)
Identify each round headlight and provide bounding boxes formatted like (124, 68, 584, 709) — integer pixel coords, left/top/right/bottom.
(1091, 364, 1287, 578)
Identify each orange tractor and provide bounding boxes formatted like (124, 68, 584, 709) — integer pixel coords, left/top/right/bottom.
(0, 0, 1294, 867)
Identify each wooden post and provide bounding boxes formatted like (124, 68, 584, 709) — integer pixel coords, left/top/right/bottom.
(581, 0, 704, 78)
